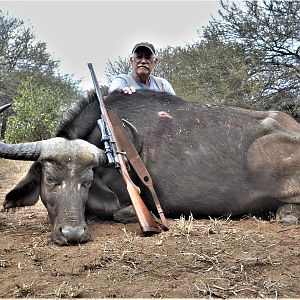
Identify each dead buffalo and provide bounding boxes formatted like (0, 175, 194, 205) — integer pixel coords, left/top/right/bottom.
(1, 90, 300, 245)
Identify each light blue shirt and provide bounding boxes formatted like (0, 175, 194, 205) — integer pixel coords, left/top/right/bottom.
(108, 73, 176, 95)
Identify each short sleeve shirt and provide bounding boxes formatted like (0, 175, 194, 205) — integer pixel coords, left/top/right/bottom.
(108, 73, 176, 95)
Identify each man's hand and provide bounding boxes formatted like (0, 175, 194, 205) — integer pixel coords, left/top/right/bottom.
(121, 86, 136, 94)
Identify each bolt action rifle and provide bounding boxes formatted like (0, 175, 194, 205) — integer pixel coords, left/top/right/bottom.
(87, 63, 164, 234)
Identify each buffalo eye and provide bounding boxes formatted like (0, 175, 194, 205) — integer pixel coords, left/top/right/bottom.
(45, 176, 59, 187)
(81, 180, 92, 189)
(80, 172, 93, 189)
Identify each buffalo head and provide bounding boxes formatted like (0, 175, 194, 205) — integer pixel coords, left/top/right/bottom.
(1, 137, 107, 245)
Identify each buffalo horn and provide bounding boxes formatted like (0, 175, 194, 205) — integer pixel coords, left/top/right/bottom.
(0, 103, 11, 114)
(122, 119, 142, 153)
(0, 141, 41, 161)
(0, 103, 41, 161)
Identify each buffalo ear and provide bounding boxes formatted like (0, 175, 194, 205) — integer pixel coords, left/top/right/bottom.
(4, 162, 41, 209)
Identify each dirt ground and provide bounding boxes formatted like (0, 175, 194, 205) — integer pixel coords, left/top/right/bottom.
(0, 159, 299, 299)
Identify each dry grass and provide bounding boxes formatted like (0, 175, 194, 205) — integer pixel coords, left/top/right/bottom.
(54, 281, 85, 298)
(0, 159, 299, 298)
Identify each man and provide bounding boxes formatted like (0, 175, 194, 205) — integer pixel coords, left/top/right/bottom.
(108, 42, 176, 95)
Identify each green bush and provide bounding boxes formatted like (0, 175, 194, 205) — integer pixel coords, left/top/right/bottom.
(5, 75, 74, 143)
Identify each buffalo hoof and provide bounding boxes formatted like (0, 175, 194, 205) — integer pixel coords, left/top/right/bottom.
(276, 204, 300, 225)
(113, 205, 138, 223)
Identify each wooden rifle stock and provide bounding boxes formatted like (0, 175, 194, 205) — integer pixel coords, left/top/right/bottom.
(118, 151, 161, 234)
(87, 63, 161, 234)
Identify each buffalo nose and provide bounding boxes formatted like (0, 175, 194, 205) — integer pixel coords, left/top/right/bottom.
(60, 225, 86, 243)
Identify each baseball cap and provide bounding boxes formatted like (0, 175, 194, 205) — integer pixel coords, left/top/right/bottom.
(132, 42, 156, 55)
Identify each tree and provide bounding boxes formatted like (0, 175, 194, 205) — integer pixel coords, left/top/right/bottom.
(5, 75, 80, 143)
(104, 43, 251, 105)
(0, 11, 61, 105)
(0, 11, 83, 139)
(202, 0, 300, 113)
(105, 56, 131, 84)
(104, 0, 300, 115)
(155, 42, 250, 104)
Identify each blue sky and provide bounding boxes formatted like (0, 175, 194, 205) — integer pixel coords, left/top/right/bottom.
(0, 0, 221, 90)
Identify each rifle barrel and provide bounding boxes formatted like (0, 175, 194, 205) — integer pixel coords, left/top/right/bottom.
(88, 63, 118, 166)
(87, 63, 161, 234)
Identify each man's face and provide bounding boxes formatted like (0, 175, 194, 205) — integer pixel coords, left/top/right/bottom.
(130, 48, 157, 78)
